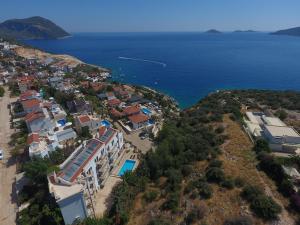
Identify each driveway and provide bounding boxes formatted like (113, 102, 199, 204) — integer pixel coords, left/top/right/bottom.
(0, 87, 17, 225)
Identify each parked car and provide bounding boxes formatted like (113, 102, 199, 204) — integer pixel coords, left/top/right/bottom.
(0, 149, 3, 160)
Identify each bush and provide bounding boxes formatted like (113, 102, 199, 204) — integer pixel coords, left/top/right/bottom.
(291, 194, 300, 212)
(185, 204, 208, 224)
(0, 86, 5, 97)
(209, 159, 223, 168)
(198, 182, 213, 199)
(162, 193, 180, 212)
(144, 190, 159, 202)
(241, 185, 263, 201)
(250, 195, 282, 220)
(181, 165, 193, 177)
(206, 167, 225, 183)
(215, 125, 225, 134)
(221, 177, 235, 189)
(223, 216, 253, 225)
(234, 177, 245, 188)
(253, 139, 271, 154)
(148, 218, 171, 225)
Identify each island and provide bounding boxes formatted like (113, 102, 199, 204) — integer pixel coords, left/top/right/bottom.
(234, 30, 257, 33)
(205, 29, 222, 34)
(271, 26, 300, 37)
(0, 16, 70, 40)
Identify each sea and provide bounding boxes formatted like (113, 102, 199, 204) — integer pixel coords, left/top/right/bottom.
(24, 32, 300, 108)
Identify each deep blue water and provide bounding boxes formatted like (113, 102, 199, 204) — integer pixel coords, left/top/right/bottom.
(25, 32, 300, 108)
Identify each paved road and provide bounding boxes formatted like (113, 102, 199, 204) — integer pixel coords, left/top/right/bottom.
(0, 87, 17, 225)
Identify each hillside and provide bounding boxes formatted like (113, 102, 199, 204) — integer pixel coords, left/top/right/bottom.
(271, 27, 300, 37)
(104, 90, 300, 225)
(0, 16, 70, 40)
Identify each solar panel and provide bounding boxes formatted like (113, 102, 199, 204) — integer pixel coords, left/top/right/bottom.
(60, 139, 102, 182)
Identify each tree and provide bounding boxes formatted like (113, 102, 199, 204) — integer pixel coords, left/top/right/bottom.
(253, 139, 271, 154)
(241, 185, 263, 201)
(275, 110, 288, 121)
(206, 167, 225, 183)
(81, 126, 92, 139)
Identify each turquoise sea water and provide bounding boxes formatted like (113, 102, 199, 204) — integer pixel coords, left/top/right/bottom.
(118, 160, 136, 176)
(25, 32, 300, 108)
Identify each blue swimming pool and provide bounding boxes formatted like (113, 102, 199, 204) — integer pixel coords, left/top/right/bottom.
(101, 120, 111, 127)
(142, 108, 151, 115)
(118, 160, 136, 176)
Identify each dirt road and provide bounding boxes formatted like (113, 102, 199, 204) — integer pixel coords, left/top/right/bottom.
(0, 87, 17, 225)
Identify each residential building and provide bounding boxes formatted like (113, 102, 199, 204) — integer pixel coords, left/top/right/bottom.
(48, 132, 124, 225)
(128, 113, 150, 130)
(21, 98, 41, 114)
(67, 99, 92, 114)
(25, 108, 54, 134)
(74, 115, 102, 134)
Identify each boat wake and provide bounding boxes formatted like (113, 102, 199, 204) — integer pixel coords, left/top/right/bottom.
(118, 56, 166, 67)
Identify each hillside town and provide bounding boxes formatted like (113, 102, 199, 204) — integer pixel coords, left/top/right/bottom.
(0, 39, 179, 225)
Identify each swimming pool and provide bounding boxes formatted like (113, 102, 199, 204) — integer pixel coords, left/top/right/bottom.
(142, 108, 151, 115)
(118, 160, 136, 176)
(101, 120, 111, 127)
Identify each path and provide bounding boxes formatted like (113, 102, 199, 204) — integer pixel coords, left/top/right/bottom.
(0, 87, 17, 225)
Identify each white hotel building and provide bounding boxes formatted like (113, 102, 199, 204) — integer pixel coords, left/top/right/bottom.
(48, 127, 124, 225)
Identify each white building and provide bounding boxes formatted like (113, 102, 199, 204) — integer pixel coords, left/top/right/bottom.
(245, 111, 300, 153)
(48, 128, 124, 225)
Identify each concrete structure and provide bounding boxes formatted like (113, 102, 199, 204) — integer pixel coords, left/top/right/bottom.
(245, 111, 300, 153)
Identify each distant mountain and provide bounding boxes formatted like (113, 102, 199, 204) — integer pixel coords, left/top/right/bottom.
(271, 27, 300, 37)
(0, 16, 70, 40)
(234, 30, 256, 33)
(205, 29, 222, 34)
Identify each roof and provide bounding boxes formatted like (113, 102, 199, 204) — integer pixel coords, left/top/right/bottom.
(21, 99, 41, 109)
(98, 127, 117, 143)
(25, 111, 45, 123)
(19, 90, 37, 101)
(106, 92, 115, 97)
(59, 139, 104, 182)
(78, 115, 90, 124)
(56, 129, 77, 143)
(262, 116, 286, 127)
(27, 133, 39, 145)
(108, 98, 121, 106)
(123, 105, 140, 116)
(110, 108, 124, 118)
(264, 125, 300, 138)
(129, 113, 149, 124)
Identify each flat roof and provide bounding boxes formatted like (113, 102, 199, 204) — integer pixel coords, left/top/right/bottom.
(264, 125, 300, 138)
(262, 116, 286, 127)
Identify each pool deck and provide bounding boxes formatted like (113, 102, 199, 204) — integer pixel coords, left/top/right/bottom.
(93, 144, 140, 217)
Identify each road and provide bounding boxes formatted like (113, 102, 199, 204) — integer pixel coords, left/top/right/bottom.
(0, 87, 17, 225)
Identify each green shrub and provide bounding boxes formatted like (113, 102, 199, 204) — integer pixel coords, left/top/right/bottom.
(241, 185, 263, 201)
(215, 125, 225, 134)
(250, 195, 282, 220)
(234, 177, 245, 188)
(253, 139, 271, 154)
(221, 177, 235, 189)
(162, 193, 180, 212)
(144, 190, 159, 202)
(181, 164, 193, 177)
(199, 183, 213, 199)
(223, 216, 253, 225)
(209, 159, 223, 168)
(206, 167, 225, 183)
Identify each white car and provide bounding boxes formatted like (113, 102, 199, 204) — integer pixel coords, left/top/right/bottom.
(0, 149, 3, 160)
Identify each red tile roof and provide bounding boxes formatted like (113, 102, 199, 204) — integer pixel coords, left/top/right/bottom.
(78, 115, 91, 123)
(91, 82, 104, 92)
(128, 113, 149, 124)
(21, 99, 41, 109)
(27, 133, 39, 145)
(25, 111, 45, 123)
(110, 108, 124, 118)
(123, 105, 140, 116)
(108, 98, 121, 107)
(19, 90, 37, 101)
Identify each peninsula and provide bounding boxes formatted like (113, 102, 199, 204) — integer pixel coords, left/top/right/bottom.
(0, 16, 70, 40)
